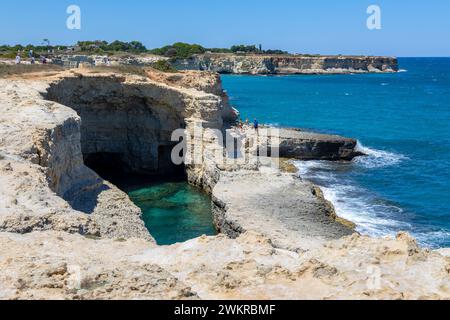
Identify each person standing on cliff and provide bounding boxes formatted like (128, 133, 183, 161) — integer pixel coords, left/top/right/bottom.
(253, 118, 259, 133)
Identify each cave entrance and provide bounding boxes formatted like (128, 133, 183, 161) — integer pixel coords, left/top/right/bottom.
(157, 144, 186, 179)
(84, 152, 131, 182)
(83, 149, 216, 246)
(45, 77, 217, 245)
(82, 149, 187, 191)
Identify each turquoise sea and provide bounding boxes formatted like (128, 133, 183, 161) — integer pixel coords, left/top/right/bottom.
(222, 58, 450, 248)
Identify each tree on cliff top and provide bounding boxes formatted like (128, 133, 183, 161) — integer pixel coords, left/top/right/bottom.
(76, 40, 147, 53)
(149, 42, 206, 59)
(230, 45, 259, 53)
(230, 44, 288, 55)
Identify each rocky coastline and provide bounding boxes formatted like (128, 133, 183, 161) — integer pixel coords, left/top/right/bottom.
(173, 53, 399, 75)
(33, 53, 399, 75)
(0, 67, 448, 300)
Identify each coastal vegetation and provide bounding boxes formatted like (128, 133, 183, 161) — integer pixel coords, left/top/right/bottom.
(150, 60, 177, 73)
(0, 40, 148, 58)
(149, 43, 288, 58)
(0, 41, 289, 59)
(229, 45, 287, 55)
(149, 42, 206, 59)
(0, 44, 63, 58)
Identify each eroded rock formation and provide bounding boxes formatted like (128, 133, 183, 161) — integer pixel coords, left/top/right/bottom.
(0, 230, 448, 300)
(49, 53, 399, 75)
(173, 53, 399, 74)
(0, 67, 448, 300)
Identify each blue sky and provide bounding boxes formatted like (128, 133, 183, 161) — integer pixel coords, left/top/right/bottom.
(1, 0, 449, 56)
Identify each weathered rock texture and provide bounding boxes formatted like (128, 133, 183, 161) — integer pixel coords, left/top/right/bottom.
(173, 53, 399, 75)
(52, 54, 166, 68)
(145, 69, 237, 122)
(212, 170, 353, 251)
(49, 53, 398, 75)
(0, 73, 152, 241)
(229, 127, 363, 161)
(0, 230, 448, 300)
(0, 231, 196, 300)
(276, 128, 363, 160)
(45, 72, 223, 175)
(0, 67, 448, 300)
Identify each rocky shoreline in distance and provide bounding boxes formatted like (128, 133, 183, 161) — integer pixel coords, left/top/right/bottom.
(173, 53, 399, 75)
(1, 52, 399, 75)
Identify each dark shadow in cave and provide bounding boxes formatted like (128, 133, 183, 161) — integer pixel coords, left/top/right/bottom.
(84, 152, 131, 179)
(83, 149, 187, 193)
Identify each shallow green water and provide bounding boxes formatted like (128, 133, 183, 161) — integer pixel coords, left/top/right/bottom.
(128, 181, 217, 245)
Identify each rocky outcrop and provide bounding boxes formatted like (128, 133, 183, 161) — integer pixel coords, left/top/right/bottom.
(276, 128, 363, 160)
(1, 68, 448, 300)
(0, 68, 241, 240)
(0, 231, 196, 300)
(0, 230, 448, 300)
(45, 72, 224, 175)
(144, 69, 238, 122)
(51, 54, 166, 68)
(49, 53, 398, 75)
(173, 53, 399, 74)
(212, 170, 353, 252)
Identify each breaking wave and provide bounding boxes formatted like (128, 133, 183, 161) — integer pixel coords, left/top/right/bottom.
(294, 159, 411, 240)
(354, 141, 408, 169)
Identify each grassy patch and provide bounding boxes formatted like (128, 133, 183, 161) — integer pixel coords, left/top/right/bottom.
(0, 64, 64, 77)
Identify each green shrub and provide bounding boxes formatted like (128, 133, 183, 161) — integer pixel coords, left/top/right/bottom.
(0, 52, 17, 59)
(149, 42, 206, 59)
(151, 60, 177, 73)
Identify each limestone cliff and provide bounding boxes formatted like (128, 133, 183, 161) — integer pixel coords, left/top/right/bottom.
(0, 230, 448, 300)
(50, 53, 398, 75)
(173, 53, 399, 74)
(0, 73, 153, 241)
(0, 67, 448, 301)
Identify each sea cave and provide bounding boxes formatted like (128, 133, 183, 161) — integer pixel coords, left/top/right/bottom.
(45, 74, 218, 244)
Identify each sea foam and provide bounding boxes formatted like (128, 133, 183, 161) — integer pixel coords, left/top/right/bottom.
(293, 143, 410, 242)
(294, 159, 409, 238)
(354, 141, 408, 169)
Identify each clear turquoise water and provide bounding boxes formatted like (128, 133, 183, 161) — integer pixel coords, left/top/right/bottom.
(221, 58, 450, 248)
(128, 181, 216, 245)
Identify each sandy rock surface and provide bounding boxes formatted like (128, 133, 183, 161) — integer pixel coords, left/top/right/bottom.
(212, 170, 353, 251)
(0, 230, 448, 300)
(0, 68, 448, 300)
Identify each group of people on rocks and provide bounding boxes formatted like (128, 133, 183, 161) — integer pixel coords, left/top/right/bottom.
(15, 50, 47, 65)
(237, 117, 259, 133)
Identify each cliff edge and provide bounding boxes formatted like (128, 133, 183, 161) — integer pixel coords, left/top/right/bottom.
(173, 53, 399, 75)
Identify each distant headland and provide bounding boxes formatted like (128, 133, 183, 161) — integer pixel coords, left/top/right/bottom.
(1, 41, 398, 75)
